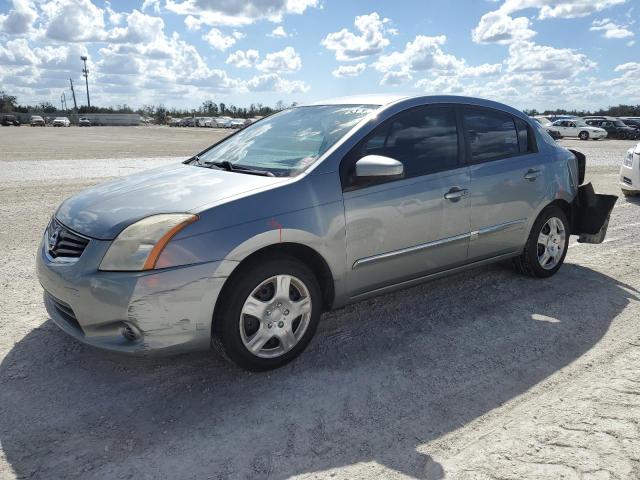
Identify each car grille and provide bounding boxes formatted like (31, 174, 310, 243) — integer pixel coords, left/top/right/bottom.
(46, 293, 84, 334)
(46, 218, 90, 260)
(623, 176, 633, 186)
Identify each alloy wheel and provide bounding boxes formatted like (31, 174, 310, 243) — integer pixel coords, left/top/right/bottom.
(537, 216, 566, 270)
(239, 275, 312, 358)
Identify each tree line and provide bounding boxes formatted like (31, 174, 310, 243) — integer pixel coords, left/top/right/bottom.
(0, 91, 291, 122)
(3, 91, 640, 120)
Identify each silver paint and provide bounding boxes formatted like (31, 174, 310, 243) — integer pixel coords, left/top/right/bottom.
(37, 94, 581, 355)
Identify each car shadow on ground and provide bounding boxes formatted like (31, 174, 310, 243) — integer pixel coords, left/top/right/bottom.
(0, 263, 637, 479)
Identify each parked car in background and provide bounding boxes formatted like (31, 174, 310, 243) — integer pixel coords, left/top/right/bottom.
(584, 117, 639, 139)
(168, 118, 181, 127)
(531, 116, 553, 126)
(30, 115, 45, 127)
(545, 119, 607, 140)
(37, 94, 617, 371)
(621, 118, 640, 132)
(1, 114, 20, 126)
(179, 117, 195, 127)
(546, 129, 563, 140)
(78, 117, 91, 127)
(620, 142, 640, 197)
(214, 117, 232, 128)
(230, 119, 246, 129)
(52, 117, 71, 127)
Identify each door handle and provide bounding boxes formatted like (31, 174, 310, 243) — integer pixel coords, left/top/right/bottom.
(444, 187, 468, 201)
(524, 169, 542, 181)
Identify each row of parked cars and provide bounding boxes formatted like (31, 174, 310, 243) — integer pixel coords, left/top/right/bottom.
(169, 116, 261, 129)
(1, 114, 92, 127)
(532, 115, 640, 140)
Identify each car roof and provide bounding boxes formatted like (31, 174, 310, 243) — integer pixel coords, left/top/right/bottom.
(305, 94, 530, 120)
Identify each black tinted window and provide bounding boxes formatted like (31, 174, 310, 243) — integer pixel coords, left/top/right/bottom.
(361, 106, 459, 178)
(464, 109, 519, 162)
(515, 118, 532, 153)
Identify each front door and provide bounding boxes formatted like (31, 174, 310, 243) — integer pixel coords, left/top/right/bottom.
(341, 105, 471, 296)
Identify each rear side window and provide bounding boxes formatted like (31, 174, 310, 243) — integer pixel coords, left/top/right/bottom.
(515, 118, 533, 154)
(360, 105, 459, 178)
(463, 109, 519, 162)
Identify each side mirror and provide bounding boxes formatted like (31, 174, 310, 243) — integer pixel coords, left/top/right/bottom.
(355, 155, 404, 179)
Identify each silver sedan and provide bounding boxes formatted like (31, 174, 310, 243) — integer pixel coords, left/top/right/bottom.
(37, 95, 617, 370)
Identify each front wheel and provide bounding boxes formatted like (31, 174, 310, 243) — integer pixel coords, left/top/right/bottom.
(514, 206, 569, 278)
(579, 131, 589, 140)
(213, 256, 322, 371)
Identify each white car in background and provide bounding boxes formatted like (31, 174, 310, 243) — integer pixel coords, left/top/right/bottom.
(229, 119, 246, 129)
(52, 117, 71, 127)
(545, 119, 607, 140)
(213, 117, 232, 128)
(620, 143, 640, 197)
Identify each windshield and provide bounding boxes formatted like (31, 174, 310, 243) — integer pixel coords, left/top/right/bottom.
(193, 105, 378, 176)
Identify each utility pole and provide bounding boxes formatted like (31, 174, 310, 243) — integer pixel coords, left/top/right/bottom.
(80, 55, 91, 108)
(69, 78, 78, 112)
(60, 92, 67, 111)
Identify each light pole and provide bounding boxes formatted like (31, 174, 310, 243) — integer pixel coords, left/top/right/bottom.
(81, 55, 91, 108)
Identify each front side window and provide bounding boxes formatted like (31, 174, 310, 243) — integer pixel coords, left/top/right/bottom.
(358, 105, 459, 178)
(194, 105, 377, 177)
(463, 109, 519, 163)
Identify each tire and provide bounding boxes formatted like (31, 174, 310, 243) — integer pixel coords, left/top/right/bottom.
(213, 256, 322, 371)
(579, 131, 589, 140)
(513, 205, 569, 278)
(623, 190, 640, 198)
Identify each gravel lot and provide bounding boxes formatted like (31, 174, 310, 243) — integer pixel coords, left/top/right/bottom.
(1, 127, 639, 479)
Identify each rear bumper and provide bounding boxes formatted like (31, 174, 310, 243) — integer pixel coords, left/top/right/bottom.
(571, 183, 618, 244)
(37, 232, 235, 355)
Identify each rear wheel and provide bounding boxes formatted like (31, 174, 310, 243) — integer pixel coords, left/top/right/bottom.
(213, 256, 322, 371)
(514, 206, 569, 278)
(579, 131, 589, 140)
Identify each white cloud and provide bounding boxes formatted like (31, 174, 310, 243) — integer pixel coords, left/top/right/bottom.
(590, 18, 634, 39)
(505, 41, 596, 78)
(268, 25, 289, 37)
(226, 49, 260, 68)
(165, 0, 320, 27)
(203, 28, 240, 51)
(472, 11, 537, 44)
(246, 73, 309, 93)
(497, 0, 627, 19)
(256, 46, 301, 73)
(40, 0, 107, 42)
(473, 0, 628, 44)
(322, 12, 392, 61)
(332, 63, 366, 78)
(0, 0, 38, 35)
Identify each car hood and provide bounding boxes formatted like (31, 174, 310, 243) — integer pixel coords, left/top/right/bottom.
(56, 163, 285, 240)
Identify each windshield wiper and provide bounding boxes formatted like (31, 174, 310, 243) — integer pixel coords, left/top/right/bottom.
(205, 160, 275, 177)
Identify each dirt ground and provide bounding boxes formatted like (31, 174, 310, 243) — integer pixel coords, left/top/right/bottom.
(1, 127, 639, 479)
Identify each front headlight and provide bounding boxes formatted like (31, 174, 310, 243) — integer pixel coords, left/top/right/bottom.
(623, 151, 635, 168)
(99, 214, 198, 271)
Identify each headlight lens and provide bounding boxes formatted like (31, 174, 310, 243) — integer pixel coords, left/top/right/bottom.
(99, 214, 198, 271)
(623, 151, 635, 168)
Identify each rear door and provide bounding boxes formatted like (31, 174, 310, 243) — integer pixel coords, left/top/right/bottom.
(462, 107, 547, 261)
(341, 104, 471, 296)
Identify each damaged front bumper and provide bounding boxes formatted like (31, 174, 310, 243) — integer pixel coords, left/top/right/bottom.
(36, 233, 235, 355)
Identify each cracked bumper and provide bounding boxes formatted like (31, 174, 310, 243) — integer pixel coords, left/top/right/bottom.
(36, 233, 236, 355)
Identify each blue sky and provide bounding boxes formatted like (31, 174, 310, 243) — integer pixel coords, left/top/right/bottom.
(0, 0, 638, 111)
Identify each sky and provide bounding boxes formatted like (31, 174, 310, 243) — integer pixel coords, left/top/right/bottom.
(0, 0, 638, 111)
